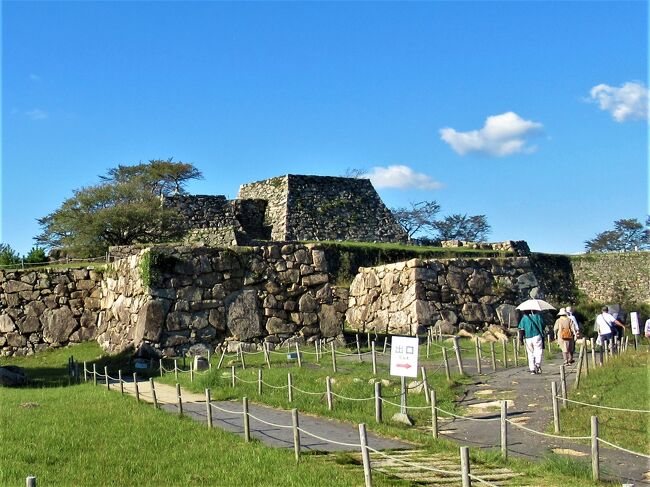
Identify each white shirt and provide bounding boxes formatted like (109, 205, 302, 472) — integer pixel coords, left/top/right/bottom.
(567, 313, 580, 333)
(645, 318, 650, 335)
(595, 312, 616, 335)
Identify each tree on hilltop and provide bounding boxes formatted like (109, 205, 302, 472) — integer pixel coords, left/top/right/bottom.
(36, 159, 202, 257)
(391, 201, 441, 242)
(433, 214, 491, 242)
(585, 217, 649, 252)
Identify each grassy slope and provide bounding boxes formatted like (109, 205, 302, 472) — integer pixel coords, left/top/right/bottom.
(556, 351, 650, 454)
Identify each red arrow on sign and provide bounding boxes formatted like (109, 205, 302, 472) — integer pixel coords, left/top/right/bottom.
(396, 363, 412, 369)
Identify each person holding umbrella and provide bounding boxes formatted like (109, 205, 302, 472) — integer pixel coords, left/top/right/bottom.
(516, 299, 554, 374)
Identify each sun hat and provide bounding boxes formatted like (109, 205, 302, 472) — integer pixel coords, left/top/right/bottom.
(557, 308, 567, 316)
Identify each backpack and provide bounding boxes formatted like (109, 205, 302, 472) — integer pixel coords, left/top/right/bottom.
(560, 322, 573, 340)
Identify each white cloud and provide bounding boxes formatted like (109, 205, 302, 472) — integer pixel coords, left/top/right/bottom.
(26, 108, 48, 120)
(439, 112, 543, 157)
(367, 165, 443, 190)
(588, 81, 648, 122)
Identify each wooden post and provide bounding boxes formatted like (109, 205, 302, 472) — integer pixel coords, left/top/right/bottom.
(583, 341, 589, 376)
(546, 333, 552, 359)
(512, 338, 518, 367)
(190, 364, 195, 382)
(590, 338, 596, 368)
(421, 366, 430, 404)
(356, 334, 362, 361)
(205, 389, 213, 428)
(240, 344, 246, 370)
(591, 416, 600, 481)
(264, 342, 271, 369)
(326, 376, 333, 411)
(258, 368, 263, 395)
(371, 341, 377, 375)
(442, 347, 451, 381)
(474, 337, 482, 374)
(295, 343, 302, 368)
(551, 381, 560, 433)
(119, 370, 124, 395)
(243, 397, 250, 442)
(159, 359, 163, 377)
(426, 329, 431, 358)
(502, 339, 508, 368)
(383, 336, 388, 354)
(26, 476, 37, 487)
(431, 389, 438, 439)
(292, 408, 300, 462)
(460, 446, 471, 487)
(358, 424, 373, 487)
(174, 359, 178, 381)
(150, 378, 158, 409)
(560, 364, 567, 408)
(133, 373, 140, 402)
(83, 361, 88, 382)
(574, 343, 585, 388)
(218, 347, 227, 369)
(452, 336, 465, 375)
(176, 383, 183, 416)
(500, 400, 508, 460)
(490, 342, 497, 372)
(331, 343, 337, 373)
(231, 365, 236, 388)
(287, 372, 293, 402)
(93, 364, 97, 386)
(374, 381, 382, 423)
(104, 366, 109, 389)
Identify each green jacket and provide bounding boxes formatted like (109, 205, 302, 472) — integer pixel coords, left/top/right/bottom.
(518, 314, 545, 339)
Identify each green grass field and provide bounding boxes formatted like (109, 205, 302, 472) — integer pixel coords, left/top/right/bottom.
(0, 342, 620, 486)
(555, 351, 650, 454)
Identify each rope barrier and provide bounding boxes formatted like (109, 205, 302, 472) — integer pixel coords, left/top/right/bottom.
(597, 438, 650, 459)
(209, 402, 244, 416)
(260, 380, 289, 390)
(246, 412, 293, 430)
(435, 406, 501, 422)
(380, 397, 431, 410)
(296, 427, 361, 449)
(555, 396, 650, 413)
(330, 391, 375, 402)
(292, 386, 324, 396)
(505, 419, 591, 440)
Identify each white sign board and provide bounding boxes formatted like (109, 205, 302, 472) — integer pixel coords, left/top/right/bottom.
(631, 312, 640, 335)
(390, 336, 419, 378)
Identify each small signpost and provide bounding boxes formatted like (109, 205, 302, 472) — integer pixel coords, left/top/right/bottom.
(390, 336, 419, 426)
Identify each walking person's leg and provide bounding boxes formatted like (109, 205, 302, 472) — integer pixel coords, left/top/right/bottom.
(532, 335, 544, 373)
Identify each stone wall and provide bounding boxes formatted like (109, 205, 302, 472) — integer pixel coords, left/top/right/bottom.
(0, 267, 102, 356)
(98, 243, 346, 356)
(569, 252, 650, 304)
(346, 257, 539, 336)
(239, 175, 408, 244)
(441, 240, 531, 256)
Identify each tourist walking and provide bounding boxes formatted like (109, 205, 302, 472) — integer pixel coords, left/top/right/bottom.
(554, 308, 576, 365)
(565, 306, 580, 337)
(595, 306, 626, 352)
(518, 310, 545, 374)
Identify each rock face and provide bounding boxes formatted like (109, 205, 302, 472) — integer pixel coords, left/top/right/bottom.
(0, 267, 101, 357)
(346, 257, 539, 336)
(238, 175, 407, 244)
(97, 243, 347, 357)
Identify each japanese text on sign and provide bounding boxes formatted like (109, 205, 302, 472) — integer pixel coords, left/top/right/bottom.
(390, 336, 419, 378)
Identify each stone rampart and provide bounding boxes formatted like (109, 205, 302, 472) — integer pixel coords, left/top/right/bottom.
(0, 267, 102, 356)
(238, 175, 408, 244)
(569, 252, 650, 304)
(441, 240, 531, 256)
(346, 257, 539, 336)
(97, 243, 346, 356)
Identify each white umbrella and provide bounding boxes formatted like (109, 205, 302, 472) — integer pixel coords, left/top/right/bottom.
(516, 298, 556, 312)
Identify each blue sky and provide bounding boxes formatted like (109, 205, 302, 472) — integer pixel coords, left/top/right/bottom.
(2, 1, 648, 256)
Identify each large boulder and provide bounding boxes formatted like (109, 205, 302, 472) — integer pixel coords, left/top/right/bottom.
(0, 314, 16, 333)
(134, 299, 165, 343)
(319, 304, 343, 337)
(225, 289, 264, 340)
(42, 307, 78, 344)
